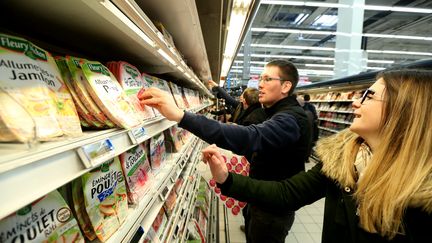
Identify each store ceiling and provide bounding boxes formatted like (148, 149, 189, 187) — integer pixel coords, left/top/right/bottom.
(228, 0, 432, 83)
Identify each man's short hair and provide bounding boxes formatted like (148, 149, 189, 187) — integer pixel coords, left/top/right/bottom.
(304, 94, 311, 101)
(242, 87, 260, 106)
(266, 59, 299, 95)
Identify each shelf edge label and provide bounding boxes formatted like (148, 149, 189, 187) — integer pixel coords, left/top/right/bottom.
(77, 139, 115, 168)
(128, 126, 148, 144)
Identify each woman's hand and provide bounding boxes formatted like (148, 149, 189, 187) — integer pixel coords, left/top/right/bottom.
(202, 144, 229, 184)
(138, 87, 184, 122)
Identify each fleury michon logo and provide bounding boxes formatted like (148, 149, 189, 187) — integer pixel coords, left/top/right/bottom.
(0, 35, 47, 61)
(125, 65, 139, 78)
(87, 63, 110, 76)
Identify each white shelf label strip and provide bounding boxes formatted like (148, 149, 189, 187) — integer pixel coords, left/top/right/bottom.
(128, 126, 148, 144)
(76, 138, 115, 168)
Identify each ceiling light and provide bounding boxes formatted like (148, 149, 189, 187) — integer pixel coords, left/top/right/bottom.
(294, 13, 309, 25)
(312, 15, 338, 27)
(260, 1, 349, 8)
(260, 1, 432, 14)
(246, 53, 335, 61)
(185, 73, 192, 79)
(305, 64, 335, 68)
(359, 5, 432, 14)
(221, 0, 254, 77)
(367, 50, 432, 56)
(251, 43, 334, 51)
(251, 44, 432, 57)
(363, 33, 432, 41)
(252, 27, 334, 36)
(252, 28, 432, 41)
(367, 67, 386, 70)
(367, 60, 394, 64)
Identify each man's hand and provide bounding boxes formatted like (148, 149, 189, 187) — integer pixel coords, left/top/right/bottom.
(138, 87, 184, 122)
(202, 144, 229, 184)
(208, 80, 218, 89)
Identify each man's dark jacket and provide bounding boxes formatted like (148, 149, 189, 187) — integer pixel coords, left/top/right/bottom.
(179, 96, 312, 212)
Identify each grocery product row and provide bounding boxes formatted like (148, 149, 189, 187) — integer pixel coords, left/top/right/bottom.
(144, 140, 206, 243)
(0, 32, 208, 144)
(309, 91, 361, 137)
(310, 90, 363, 102)
(0, 131, 206, 243)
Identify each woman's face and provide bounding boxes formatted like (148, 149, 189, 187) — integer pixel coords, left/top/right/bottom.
(350, 78, 386, 142)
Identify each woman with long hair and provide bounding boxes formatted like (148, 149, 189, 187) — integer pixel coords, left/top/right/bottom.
(202, 69, 432, 242)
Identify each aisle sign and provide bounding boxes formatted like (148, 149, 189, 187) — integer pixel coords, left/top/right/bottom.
(77, 139, 115, 168)
(128, 126, 148, 144)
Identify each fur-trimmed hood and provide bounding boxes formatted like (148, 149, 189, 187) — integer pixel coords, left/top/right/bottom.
(315, 129, 432, 213)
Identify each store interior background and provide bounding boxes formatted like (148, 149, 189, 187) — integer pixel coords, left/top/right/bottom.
(221, 0, 432, 96)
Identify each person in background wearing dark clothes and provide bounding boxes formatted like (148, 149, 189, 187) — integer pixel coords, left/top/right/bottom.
(303, 94, 319, 143)
(202, 69, 432, 243)
(235, 87, 266, 126)
(139, 60, 312, 243)
(209, 79, 240, 113)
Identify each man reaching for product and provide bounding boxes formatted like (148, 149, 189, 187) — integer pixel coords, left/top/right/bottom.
(138, 60, 312, 243)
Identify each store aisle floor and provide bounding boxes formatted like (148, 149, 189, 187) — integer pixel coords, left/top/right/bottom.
(221, 162, 324, 243)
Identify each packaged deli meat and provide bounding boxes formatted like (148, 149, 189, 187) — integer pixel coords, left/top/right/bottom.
(119, 143, 153, 205)
(0, 89, 35, 142)
(31, 44, 82, 137)
(141, 73, 162, 117)
(80, 60, 141, 129)
(65, 56, 115, 128)
(168, 82, 186, 109)
(163, 125, 182, 153)
(107, 61, 155, 121)
(55, 57, 105, 129)
(149, 132, 166, 171)
(0, 33, 63, 142)
(81, 157, 128, 242)
(71, 177, 97, 241)
(0, 190, 85, 243)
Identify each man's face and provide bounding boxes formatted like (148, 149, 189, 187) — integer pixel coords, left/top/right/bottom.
(258, 65, 291, 107)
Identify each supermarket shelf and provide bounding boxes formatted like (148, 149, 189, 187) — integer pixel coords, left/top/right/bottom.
(310, 100, 353, 103)
(317, 109, 354, 114)
(318, 126, 340, 134)
(319, 118, 352, 125)
(206, 192, 219, 243)
(0, 0, 213, 97)
(104, 136, 197, 243)
(139, 141, 201, 242)
(0, 105, 208, 220)
(162, 172, 200, 242)
(179, 181, 202, 243)
(160, 146, 203, 242)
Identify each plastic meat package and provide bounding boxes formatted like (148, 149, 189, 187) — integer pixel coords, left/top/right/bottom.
(66, 56, 115, 128)
(80, 157, 128, 242)
(0, 190, 85, 243)
(80, 60, 141, 129)
(107, 61, 155, 121)
(119, 143, 153, 205)
(0, 33, 63, 142)
(149, 132, 167, 171)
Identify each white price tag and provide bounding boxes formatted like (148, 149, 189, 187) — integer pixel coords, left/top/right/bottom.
(77, 139, 115, 168)
(128, 126, 147, 144)
(171, 173, 177, 183)
(160, 186, 170, 201)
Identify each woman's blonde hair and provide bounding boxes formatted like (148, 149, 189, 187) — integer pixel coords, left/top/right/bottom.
(343, 69, 432, 238)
